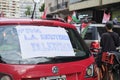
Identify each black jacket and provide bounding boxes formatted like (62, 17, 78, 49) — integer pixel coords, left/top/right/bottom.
(100, 32, 120, 52)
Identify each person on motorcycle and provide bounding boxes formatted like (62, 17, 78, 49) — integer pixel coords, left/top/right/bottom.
(97, 21, 120, 80)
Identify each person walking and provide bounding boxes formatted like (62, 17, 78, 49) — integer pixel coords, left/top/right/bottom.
(97, 21, 120, 80)
(100, 21, 120, 52)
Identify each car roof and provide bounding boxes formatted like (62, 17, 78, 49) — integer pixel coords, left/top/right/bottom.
(74, 23, 120, 28)
(0, 18, 76, 30)
(89, 24, 105, 27)
(89, 24, 120, 28)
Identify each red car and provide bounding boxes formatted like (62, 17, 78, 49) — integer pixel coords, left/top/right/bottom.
(0, 18, 97, 80)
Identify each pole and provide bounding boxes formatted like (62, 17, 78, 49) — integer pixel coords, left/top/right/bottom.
(31, 2, 36, 19)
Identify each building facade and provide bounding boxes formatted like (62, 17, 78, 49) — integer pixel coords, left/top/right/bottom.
(45, 0, 120, 23)
(19, 0, 44, 19)
(0, 0, 20, 18)
(44, 0, 69, 20)
(69, 0, 120, 23)
(0, 0, 44, 18)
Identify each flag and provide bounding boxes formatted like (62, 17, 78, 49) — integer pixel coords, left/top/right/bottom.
(81, 24, 90, 38)
(102, 11, 110, 23)
(41, 7, 47, 19)
(72, 11, 80, 23)
(81, 22, 89, 32)
(67, 16, 72, 23)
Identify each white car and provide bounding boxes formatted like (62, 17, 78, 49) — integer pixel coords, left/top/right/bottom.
(74, 23, 120, 54)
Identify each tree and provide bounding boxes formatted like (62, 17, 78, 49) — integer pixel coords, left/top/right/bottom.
(25, 6, 31, 17)
(39, 3, 45, 12)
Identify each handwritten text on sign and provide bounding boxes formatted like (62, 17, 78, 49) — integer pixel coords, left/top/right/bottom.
(16, 26, 74, 59)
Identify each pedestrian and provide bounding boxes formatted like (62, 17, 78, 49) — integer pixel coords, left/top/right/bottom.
(113, 17, 118, 25)
(96, 21, 120, 80)
(100, 21, 120, 52)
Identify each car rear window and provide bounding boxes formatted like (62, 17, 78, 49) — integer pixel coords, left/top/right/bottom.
(84, 26, 98, 40)
(83, 25, 120, 41)
(97, 27, 106, 37)
(0, 25, 90, 64)
(84, 27, 93, 40)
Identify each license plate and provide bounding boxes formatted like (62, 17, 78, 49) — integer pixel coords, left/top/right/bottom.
(40, 75, 66, 80)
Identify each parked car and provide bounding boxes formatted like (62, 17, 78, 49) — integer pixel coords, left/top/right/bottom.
(0, 18, 97, 80)
(75, 24, 120, 54)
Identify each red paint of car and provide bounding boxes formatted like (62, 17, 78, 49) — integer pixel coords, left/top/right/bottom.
(0, 19, 98, 80)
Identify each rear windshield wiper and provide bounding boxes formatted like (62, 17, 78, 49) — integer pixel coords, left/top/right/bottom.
(36, 56, 83, 64)
(0, 56, 6, 63)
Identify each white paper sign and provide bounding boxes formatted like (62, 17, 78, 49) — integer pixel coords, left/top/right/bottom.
(16, 26, 75, 59)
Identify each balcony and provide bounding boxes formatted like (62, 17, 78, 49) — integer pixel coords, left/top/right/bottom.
(102, 0, 120, 5)
(69, 0, 101, 11)
(50, 2, 68, 12)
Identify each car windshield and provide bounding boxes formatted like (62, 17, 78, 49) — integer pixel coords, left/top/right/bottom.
(0, 25, 90, 64)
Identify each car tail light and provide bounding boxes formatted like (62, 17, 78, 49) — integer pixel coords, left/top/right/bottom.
(85, 64, 97, 78)
(90, 42, 100, 53)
